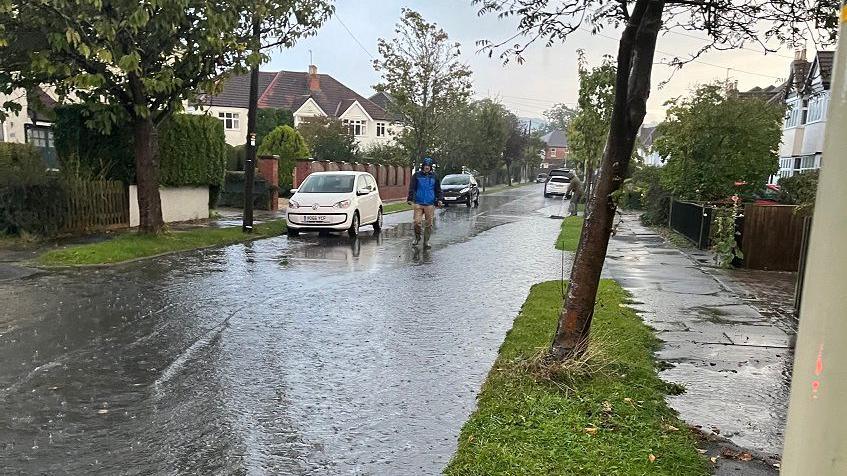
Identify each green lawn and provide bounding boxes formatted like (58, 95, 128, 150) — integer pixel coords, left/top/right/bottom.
(555, 215, 584, 251)
(445, 280, 709, 476)
(37, 220, 286, 266)
(383, 202, 413, 214)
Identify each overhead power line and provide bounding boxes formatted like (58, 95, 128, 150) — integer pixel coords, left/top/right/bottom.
(335, 14, 374, 60)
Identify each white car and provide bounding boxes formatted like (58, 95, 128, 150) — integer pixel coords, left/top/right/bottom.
(286, 171, 383, 237)
(544, 175, 572, 198)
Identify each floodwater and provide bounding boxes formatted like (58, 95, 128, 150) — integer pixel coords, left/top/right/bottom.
(1, 185, 568, 475)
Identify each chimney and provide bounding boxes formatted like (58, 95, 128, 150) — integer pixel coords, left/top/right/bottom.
(308, 64, 320, 91)
(792, 48, 809, 93)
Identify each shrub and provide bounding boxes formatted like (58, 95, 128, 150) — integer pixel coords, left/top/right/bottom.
(256, 108, 294, 145)
(158, 114, 227, 188)
(217, 171, 274, 210)
(361, 142, 408, 166)
(778, 170, 818, 215)
(635, 166, 670, 226)
(0, 180, 67, 236)
(0, 142, 46, 187)
(257, 125, 310, 191)
(298, 116, 358, 162)
(226, 144, 245, 171)
(53, 104, 135, 183)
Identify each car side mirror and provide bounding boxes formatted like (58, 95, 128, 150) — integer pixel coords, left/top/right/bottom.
(290, 188, 298, 194)
(357, 188, 370, 196)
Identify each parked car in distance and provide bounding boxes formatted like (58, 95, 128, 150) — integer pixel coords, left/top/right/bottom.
(547, 168, 572, 179)
(441, 173, 480, 207)
(544, 174, 572, 198)
(286, 171, 383, 237)
(535, 173, 548, 183)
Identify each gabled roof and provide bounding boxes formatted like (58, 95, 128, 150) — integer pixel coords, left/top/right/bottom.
(541, 130, 568, 148)
(201, 70, 391, 121)
(369, 91, 394, 110)
(815, 51, 835, 90)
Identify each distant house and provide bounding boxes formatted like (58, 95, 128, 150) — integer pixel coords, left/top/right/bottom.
(771, 49, 834, 183)
(0, 87, 59, 167)
(638, 125, 663, 167)
(540, 129, 569, 170)
(194, 65, 400, 149)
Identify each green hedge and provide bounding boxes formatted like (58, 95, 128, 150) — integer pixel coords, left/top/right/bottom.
(158, 114, 227, 188)
(257, 125, 309, 192)
(0, 180, 67, 236)
(0, 142, 46, 187)
(53, 104, 135, 183)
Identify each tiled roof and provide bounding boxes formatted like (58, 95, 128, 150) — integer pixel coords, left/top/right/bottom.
(816, 51, 834, 89)
(203, 70, 391, 121)
(541, 130, 568, 148)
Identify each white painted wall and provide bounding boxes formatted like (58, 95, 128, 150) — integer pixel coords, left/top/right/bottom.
(801, 120, 827, 155)
(187, 105, 249, 146)
(0, 89, 31, 144)
(129, 186, 209, 227)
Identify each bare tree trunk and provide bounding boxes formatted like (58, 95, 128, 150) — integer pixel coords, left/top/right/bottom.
(551, 0, 664, 360)
(506, 159, 513, 186)
(133, 116, 163, 233)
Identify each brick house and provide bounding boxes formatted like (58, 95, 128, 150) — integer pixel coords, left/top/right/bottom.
(539, 129, 569, 170)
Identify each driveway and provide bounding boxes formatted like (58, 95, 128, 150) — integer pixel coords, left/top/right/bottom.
(1, 184, 568, 475)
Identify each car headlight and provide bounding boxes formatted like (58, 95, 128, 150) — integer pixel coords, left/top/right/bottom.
(460, 187, 470, 194)
(289, 200, 300, 209)
(333, 199, 351, 209)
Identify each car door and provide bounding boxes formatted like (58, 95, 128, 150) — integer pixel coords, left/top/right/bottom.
(356, 175, 377, 223)
(366, 175, 382, 212)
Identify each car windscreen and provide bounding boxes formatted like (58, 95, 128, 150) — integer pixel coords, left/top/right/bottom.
(441, 175, 470, 185)
(549, 177, 570, 183)
(298, 174, 356, 193)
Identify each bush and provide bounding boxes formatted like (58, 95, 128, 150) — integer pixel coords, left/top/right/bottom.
(158, 114, 227, 188)
(778, 170, 818, 215)
(0, 180, 67, 236)
(217, 171, 274, 210)
(256, 108, 294, 146)
(257, 125, 310, 191)
(298, 116, 358, 162)
(53, 104, 135, 183)
(635, 166, 670, 226)
(226, 144, 245, 171)
(361, 142, 408, 166)
(0, 142, 46, 187)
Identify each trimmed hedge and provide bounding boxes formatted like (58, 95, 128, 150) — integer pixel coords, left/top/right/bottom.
(0, 142, 46, 187)
(159, 114, 227, 188)
(0, 180, 67, 236)
(53, 104, 135, 183)
(257, 125, 309, 192)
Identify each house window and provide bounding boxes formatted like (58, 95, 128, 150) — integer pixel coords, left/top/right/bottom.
(376, 122, 386, 137)
(343, 119, 366, 136)
(549, 148, 557, 155)
(218, 112, 240, 130)
(26, 125, 54, 148)
(784, 99, 803, 128)
(807, 94, 828, 123)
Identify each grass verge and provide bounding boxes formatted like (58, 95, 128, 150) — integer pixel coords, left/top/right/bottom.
(445, 280, 708, 476)
(555, 215, 584, 251)
(37, 220, 286, 266)
(383, 202, 413, 214)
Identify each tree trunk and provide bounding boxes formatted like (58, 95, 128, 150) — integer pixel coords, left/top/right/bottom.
(243, 17, 261, 233)
(133, 116, 164, 233)
(506, 160, 512, 186)
(551, 0, 665, 360)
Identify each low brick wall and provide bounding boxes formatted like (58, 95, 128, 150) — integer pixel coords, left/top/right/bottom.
(293, 160, 411, 201)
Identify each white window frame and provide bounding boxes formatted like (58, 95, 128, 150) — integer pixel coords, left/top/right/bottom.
(807, 94, 829, 123)
(376, 122, 386, 137)
(784, 98, 803, 129)
(343, 119, 366, 136)
(26, 125, 54, 148)
(218, 112, 240, 130)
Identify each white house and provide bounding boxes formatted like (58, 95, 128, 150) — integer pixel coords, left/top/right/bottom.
(193, 65, 401, 150)
(637, 125, 663, 167)
(0, 87, 59, 167)
(773, 49, 834, 183)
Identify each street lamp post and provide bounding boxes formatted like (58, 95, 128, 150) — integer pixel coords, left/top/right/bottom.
(781, 4, 847, 474)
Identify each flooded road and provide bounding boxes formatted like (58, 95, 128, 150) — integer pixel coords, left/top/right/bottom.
(1, 185, 568, 475)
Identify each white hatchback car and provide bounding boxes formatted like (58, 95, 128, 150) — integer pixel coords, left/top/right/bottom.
(286, 171, 383, 237)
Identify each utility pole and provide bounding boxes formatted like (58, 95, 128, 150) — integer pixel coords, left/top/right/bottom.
(242, 17, 260, 233)
(782, 4, 846, 473)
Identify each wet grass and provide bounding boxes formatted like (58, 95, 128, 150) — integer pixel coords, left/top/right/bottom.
(383, 202, 413, 214)
(555, 216, 584, 251)
(446, 280, 709, 476)
(37, 220, 287, 266)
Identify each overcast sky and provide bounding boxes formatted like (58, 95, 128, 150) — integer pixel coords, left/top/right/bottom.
(265, 0, 810, 125)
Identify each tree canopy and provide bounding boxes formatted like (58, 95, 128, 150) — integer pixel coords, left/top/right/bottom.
(297, 117, 359, 163)
(373, 9, 473, 164)
(655, 83, 784, 201)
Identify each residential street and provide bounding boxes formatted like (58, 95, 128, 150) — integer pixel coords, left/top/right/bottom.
(1, 185, 567, 475)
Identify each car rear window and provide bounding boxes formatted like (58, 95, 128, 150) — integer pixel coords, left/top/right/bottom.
(550, 177, 569, 183)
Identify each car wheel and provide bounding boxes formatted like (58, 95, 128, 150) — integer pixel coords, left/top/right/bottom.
(373, 208, 383, 232)
(348, 211, 360, 238)
(287, 228, 299, 237)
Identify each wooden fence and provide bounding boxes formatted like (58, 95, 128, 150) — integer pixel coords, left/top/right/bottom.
(62, 180, 128, 233)
(739, 204, 808, 271)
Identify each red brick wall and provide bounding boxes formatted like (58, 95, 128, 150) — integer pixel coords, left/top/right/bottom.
(257, 155, 279, 210)
(293, 160, 410, 201)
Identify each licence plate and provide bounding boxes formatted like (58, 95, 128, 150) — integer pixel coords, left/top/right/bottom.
(445, 196, 457, 200)
(303, 215, 328, 223)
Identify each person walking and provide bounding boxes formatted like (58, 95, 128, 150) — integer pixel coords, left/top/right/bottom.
(568, 174, 583, 216)
(407, 157, 443, 248)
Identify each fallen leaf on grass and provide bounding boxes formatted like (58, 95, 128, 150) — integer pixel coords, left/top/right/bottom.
(664, 424, 679, 432)
(710, 457, 718, 464)
(697, 449, 708, 454)
(602, 401, 613, 413)
(584, 427, 597, 435)
(648, 454, 656, 463)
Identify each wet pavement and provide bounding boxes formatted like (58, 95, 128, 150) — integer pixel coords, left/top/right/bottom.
(604, 213, 793, 459)
(0, 185, 570, 475)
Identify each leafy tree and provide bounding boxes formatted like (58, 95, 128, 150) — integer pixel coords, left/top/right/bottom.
(373, 9, 473, 165)
(656, 83, 783, 201)
(475, 0, 839, 360)
(297, 117, 359, 163)
(542, 103, 576, 133)
(433, 101, 476, 173)
(0, 0, 252, 233)
(469, 99, 509, 189)
(778, 170, 819, 216)
(503, 113, 527, 185)
(258, 124, 310, 191)
(567, 52, 616, 204)
(256, 108, 295, 146)
(361, 142, 408, 166)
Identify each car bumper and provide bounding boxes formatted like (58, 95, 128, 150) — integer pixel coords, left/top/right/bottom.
(286, 211, 353, 230)
(443, 193, 472, 202)
(546, 188, 568, 195)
